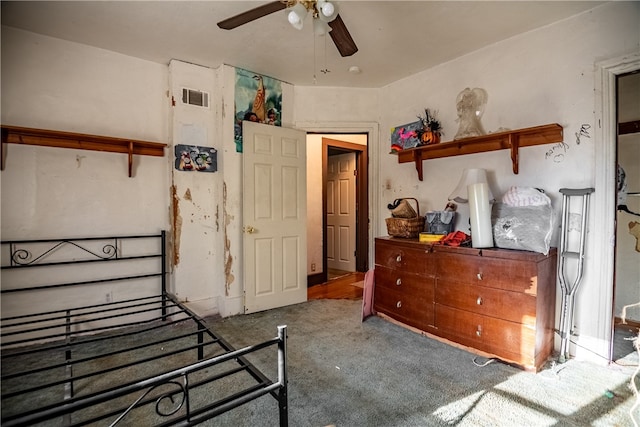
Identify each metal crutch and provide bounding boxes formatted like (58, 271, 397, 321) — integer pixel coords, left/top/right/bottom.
(557, 187, 595, 363)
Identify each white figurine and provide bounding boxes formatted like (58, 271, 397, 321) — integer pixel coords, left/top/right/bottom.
(454, 87, 488, 140)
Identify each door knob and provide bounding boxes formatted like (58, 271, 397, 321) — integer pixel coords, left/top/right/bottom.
(243, 226, 256, 234)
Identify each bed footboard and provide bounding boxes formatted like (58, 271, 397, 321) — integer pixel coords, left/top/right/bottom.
(1, 231, 289, 426)
(2, 325, 288, 426)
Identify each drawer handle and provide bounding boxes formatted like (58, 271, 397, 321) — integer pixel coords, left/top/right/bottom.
(476, 325, 482, 337)
(476, 297, 483, 305)
(396, 278, 402, 286)
(477, 273, 483, 280)
(396, 301, 402, 308)
(396, 255, 402, 263)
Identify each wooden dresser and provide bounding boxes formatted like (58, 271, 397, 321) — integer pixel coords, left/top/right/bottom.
(374, 237, 557, 371)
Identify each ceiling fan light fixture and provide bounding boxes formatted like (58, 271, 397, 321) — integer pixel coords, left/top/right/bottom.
(313, 18, 331, 36)
(287, 2, 308, 30)
(317, 0, 338, 22)
(216, 1, 357, 57)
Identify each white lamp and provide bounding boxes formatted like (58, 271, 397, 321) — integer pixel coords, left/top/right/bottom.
(448, 168, 494, 203)
(448, 168, 495, 248)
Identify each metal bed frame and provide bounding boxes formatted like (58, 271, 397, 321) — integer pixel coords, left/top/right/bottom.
(0, 231, 288, 426)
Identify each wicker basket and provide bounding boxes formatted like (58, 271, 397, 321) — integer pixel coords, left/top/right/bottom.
(385, 198, 426, 238)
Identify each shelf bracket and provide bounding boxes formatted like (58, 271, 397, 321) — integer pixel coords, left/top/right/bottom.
(1, 127, 7, 171)
(509, 134, 520, 174)
(413, 150, 424, 181)
(128, 141, 134, 178)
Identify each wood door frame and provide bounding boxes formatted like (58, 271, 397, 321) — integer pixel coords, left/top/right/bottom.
(593, 52, 640, 363)
(321, 137, 368, 283)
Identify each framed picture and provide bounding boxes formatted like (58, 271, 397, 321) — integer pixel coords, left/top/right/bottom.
(234, 68, 283, 153)
(175, 144, 217, 173)
(390, 120, 422, 152)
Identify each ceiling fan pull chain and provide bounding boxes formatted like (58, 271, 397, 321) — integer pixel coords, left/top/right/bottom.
(313, 29, 318, 84)
(321, 34, 331, 75)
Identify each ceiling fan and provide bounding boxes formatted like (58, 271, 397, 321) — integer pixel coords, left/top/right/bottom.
(217, 1, 358, 57)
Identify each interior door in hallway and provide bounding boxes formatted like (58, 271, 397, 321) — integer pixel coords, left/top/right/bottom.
(243, 121, 307, 314)
(326, 152, 356, 272)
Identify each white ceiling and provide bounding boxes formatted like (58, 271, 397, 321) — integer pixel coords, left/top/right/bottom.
(1, 1, 605, 88)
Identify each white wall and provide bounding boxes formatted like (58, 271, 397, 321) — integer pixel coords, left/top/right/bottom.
(294, 2, 640, 362)
(0, 26, 170, 317)
(1, 26, 169, 238)
(167, 60, 222, 317)
(294, 87, 379, 124)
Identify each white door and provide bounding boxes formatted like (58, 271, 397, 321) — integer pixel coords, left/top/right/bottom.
(243, 121, 307, 314)
(326, 152, 356, 272)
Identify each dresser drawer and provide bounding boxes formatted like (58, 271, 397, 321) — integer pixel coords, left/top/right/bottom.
(375, 284, 434, 330)
(375, 266, 435, 297)
(435, 279, 537, 326)
(437, 252, 538, 294)
(435, 305, 536, 366)
(375, 239, 435, 276)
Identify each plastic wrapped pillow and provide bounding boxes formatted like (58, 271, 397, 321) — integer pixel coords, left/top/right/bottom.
(492, 202, 553, 255)
(502, 186, 550, 207)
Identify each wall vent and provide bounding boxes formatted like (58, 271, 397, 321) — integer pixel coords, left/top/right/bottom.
(182, 88, 209, 108)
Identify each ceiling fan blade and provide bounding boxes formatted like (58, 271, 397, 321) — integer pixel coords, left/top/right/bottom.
(328, 14, 358, 57)
(217, 1, 286, 30)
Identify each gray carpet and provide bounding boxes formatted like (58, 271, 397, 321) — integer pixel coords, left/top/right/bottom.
(204, 299, 639, 427)
(3, 299, 637, 426)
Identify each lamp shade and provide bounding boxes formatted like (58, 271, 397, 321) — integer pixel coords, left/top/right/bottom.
(313, 18, 331, 35)
(448, 168, 494, 203)
(287, 2, 308, 30)
(317, 0, 338, 22)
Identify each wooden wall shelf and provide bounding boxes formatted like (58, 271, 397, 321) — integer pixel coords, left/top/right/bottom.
(396, 123, 563, 181)
(1, 125, 167, 177)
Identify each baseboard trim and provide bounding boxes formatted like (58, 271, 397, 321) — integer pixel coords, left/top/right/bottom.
(307, 273, 325, 287)
(615, 317, 640, 329)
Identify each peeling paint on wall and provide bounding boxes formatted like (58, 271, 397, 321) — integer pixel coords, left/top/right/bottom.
(171, 185, 182, 266)
(215, 205, 220, 232)
(223, 182, 235, 295)
(184, 188, 192, 201)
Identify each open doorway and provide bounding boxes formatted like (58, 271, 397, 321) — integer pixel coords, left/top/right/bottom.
(593, 53, 640, 364)
(305, 134, 368, 291)
(322, 137, 368, 283)
(611, 70, 640, 364)
(326, 150, 357, 277)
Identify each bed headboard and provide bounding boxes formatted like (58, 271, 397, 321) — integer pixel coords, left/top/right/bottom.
(1, 231, 168, 344)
